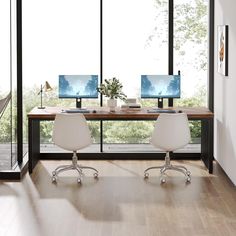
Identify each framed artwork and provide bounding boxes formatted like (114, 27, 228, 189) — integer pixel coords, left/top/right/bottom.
(217, 25, 228, 76)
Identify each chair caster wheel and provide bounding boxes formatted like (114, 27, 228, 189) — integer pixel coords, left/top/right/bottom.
(186, 176, 191, 183)
(93, 173, 98, 178)
(186, 171, 191, 176)
(77, 178, 82, 184)
(160, 177, 166, 184)
(52, 171, 56, 176)
(52, 176, 57, 183)
(144, 172, 149, 179)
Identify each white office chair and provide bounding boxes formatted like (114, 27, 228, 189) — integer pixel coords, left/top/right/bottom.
(144, 113, 191, 183)
(51, 113, 98, 183)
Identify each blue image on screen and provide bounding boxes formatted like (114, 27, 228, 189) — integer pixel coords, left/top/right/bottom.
(141, 75, 181, 98)
(59, 75, 98, 98)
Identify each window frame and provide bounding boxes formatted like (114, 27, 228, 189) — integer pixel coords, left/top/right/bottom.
(0, 0, 214, 179)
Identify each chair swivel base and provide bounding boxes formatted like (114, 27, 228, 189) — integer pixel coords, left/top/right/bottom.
(51, 152, 98, 184)
(144, 152, 191, 183)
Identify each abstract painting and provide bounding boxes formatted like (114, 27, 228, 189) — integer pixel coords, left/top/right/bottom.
(217, 25, 228, 76)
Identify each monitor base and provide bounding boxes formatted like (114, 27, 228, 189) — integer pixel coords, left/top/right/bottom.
(168, 98, 173, 107)
(157, 98, 163, 108)
(76, 98, 82, 108)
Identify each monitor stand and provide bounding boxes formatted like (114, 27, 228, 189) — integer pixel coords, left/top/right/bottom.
(157, 98, 163, 108)
(168, 98, 173, 107)
(76, 98, 82, 108)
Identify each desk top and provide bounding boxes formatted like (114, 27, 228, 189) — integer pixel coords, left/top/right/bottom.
(28, 106, 214, 120)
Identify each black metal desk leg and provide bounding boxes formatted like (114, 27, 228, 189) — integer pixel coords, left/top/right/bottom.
(28, 118, 40, 173)
(201, 118, 214, 173)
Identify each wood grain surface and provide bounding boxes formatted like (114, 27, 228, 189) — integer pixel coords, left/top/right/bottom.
(28, 106, 214, 120)
(0, 160, 235, 236)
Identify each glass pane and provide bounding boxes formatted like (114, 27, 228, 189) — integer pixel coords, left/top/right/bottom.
(103, 0, 168, 102)
(0, 0, 12, 170)
(103, 0, 168, 149)
(23, 0, 100, 151)
(0, 0, 10, 94)
(174, 0, 208, 145)
(103, 121, 155, 152)
(174, 0, 208, 108)
(0, 106, 11, 170)
(11, 0, 18, 167)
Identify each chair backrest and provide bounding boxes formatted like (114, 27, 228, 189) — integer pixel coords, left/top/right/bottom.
(53, 113, 92, 151)
(151, 113, 191, 151)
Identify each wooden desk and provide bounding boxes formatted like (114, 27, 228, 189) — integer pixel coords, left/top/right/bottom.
(28, 106, 214, 173)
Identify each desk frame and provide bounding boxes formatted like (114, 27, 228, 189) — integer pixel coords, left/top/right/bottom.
(28, 107, 214, 174)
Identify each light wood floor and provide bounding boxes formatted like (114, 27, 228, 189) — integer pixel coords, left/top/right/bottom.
(0, 160, 236, 236)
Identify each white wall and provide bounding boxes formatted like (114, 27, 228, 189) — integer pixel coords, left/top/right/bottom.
(214, 0, 236, 185)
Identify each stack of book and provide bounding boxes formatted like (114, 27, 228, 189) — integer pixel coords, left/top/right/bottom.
(121, 98, 141, 111)
(121, 103, 141, 111)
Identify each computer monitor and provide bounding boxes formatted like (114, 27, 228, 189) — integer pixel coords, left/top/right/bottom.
(59, 75, 98, 108)
(141, 75, 180, 98)
(141, 74, 181, 108)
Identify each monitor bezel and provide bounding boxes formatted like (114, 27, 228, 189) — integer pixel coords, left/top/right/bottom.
(140, 74, 181, 99)
(58, 74, 99, 99)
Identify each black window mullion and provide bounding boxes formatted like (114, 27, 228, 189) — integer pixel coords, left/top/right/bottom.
(100, 0, 103, 152)
(168, 0, 174, 75)
(208, 0, 214, 112)
(100, 0, 103, 107)
(168, 0, 174, 107)
(17, 0, 23, 163)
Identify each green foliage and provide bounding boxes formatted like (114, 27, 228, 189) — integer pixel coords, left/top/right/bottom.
(1, 85, 206, 144)
(87, 121, 100, 143)
(176, 84, 207, 107)
(174, 0, 207, 45)
(154, 0, 208, 71)
(40, 121, 54, 143)
(0, 91, 17, 143)
(97, 77, 127, 101)
(189, 121, 201, 141)
(103, 121, 155, 144)
(174, 0, 207, 71)
(0, 106, 11, 142)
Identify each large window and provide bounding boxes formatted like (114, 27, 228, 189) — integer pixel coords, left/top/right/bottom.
(22, 0, 209, 152)
(103, 0, 168, 149)
(23, 0, 100, 151)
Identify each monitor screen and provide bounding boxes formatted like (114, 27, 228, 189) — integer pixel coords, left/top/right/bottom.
(141, 75, 181, 98)
(59, 75, 98, 98)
